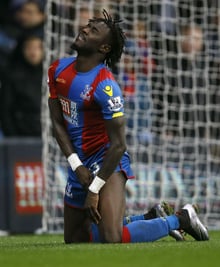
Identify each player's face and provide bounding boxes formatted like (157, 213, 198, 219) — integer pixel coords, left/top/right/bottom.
(72, 20, 111, 54)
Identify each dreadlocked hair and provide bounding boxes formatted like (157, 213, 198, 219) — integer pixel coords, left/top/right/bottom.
(89, 9, 126, 70)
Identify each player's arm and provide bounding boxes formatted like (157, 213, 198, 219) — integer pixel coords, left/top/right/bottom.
(98, 115, 126, 180)
(85, 115, 126, 223)
(48, 97, 75, 157)
(48, 97, 92, 187)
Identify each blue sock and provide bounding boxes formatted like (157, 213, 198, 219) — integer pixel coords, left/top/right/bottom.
(123, 214, 145, 225)
(90, 223, 101, 242)
(122, 215, 180, 242)
(91, 214, 145, 242)
(90, 215, 179, 243)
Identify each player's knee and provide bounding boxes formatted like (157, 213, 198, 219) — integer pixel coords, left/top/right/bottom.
(64, 234, 88, 244)
(64, 228, 89, 244)
(102, 228, 122, 243)
(64, 236, 75, 244)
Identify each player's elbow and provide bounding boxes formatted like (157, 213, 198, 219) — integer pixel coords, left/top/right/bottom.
(121, 143, 127, 154)
(115, 142, 126, 155)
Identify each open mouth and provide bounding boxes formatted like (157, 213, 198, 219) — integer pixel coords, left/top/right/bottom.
(76, 33, 86, 42)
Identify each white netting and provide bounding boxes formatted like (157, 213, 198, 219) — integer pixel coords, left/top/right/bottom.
(41, 0, 220, 232)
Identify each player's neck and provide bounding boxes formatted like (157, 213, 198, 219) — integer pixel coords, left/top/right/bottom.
(75, 54, 104, 72)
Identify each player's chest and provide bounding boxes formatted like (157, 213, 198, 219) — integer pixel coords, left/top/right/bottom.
(55, 71, 97, 104)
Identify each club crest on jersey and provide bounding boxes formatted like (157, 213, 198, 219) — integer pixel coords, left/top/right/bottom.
(58, 95, 78, 125)
(80, 84, 93, 101)
(107, 96, 123, 112)
(103, 85, 113, 96)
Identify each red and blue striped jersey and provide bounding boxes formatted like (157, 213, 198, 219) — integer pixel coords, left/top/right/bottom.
(48, 57, 124, 159)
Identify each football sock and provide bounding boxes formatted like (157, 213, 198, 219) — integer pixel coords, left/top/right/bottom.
(90, 222, 101, 242)
(90, 215, 180, 243)
(90, 214, 145, 243)
(90, 214, 145, 242)
(122, 215, 179, 242)
(123, 214, 145, 225)
(90, 214, 146, 242)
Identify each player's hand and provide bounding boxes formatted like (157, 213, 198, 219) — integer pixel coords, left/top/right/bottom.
(84, 191, 101, 224)
(75, 165, 93, 188)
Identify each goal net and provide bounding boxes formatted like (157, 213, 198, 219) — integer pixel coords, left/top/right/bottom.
(41, 0, 220, 232)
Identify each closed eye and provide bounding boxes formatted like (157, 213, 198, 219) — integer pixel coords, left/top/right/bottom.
(87, 23, 99, 33)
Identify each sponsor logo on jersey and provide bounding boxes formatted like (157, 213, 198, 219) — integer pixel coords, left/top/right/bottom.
(58, 96, 78, 125)
(107, 96, 123, 112)
(112, 112, 124, 118)
(80, 84, 93, 101)
(56, 77, 66, 84)
(103, 85, 113, 96)
(59, 96, 71, 116)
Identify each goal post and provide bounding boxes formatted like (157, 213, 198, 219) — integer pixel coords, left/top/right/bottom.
(41, 0, 220, 232)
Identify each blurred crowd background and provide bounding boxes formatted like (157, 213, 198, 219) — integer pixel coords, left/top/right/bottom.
(0, 0, 46, 138)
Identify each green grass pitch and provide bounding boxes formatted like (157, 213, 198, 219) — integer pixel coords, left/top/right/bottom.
(0, 231, 219, 267)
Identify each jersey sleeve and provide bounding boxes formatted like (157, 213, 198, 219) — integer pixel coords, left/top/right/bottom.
(47, 59, 59, 99)
(94, 79, 124, 120)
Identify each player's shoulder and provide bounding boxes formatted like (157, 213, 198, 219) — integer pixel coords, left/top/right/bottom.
(97, 64, 116, 82)
(95, 65, 122, 97)
(58, 56, 76, 66)
(49, 56, 76, 77)
(49, 56, 76, 69)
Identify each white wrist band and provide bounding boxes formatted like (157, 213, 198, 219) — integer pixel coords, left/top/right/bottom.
(67, 153, 83, 171)
(88, 176, 106, 194)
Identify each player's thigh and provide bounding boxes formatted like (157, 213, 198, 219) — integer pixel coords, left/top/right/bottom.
(64, 204, 90, 243)
(98, 171, 127, 242)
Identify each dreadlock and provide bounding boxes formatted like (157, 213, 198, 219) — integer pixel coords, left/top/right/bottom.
(89, 9, 126, 70)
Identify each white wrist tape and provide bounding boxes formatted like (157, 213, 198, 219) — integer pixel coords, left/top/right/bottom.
(67, 153, 83, 171)
(88, 176, 106, 194)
